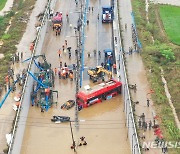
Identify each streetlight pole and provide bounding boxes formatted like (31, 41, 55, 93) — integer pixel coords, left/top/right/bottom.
(69, 121, 76, 152)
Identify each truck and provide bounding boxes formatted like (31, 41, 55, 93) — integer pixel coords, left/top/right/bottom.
(102, 7, 113, 23)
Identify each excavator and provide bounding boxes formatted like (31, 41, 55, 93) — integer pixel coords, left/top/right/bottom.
(87, 66, 112, 83)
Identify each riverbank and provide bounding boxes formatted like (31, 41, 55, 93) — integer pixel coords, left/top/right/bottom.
(132, 0, 180, 153)
(0, 0, 14, 16)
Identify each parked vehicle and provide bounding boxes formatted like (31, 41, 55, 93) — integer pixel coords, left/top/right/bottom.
(102, 7, 113, 23)
(51, 116, 70, 123)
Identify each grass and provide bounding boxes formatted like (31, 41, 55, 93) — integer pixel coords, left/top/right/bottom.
(0, 0, 7, 11)
(159, 5, 180, 45)
(131, 0, 180, 153)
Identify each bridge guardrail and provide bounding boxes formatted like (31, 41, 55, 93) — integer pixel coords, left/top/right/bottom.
(112, 0, 141, 153)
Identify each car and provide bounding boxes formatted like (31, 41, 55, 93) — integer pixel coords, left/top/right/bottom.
(51, 116, 70, 123)
(61, 100, 75, 110)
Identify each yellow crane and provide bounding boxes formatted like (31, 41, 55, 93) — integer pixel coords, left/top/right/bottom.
(87, 66, 112, 82)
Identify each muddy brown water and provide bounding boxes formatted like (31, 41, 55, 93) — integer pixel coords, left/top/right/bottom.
(21, 0, 130, 153)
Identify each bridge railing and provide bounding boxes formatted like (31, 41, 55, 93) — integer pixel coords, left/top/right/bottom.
(112, 0, 141, 153)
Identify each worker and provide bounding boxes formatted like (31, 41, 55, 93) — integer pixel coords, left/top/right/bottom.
(58, 49, 61, 58)
(5, 75, 9, 84)
(69, 72, 73, 81)
(20, 52, 23, 60)
(60, 61, 62, 68)
(54, 68, 57, 75)
(66, 13, 69, 21)
(113, 63, 116, 73)
(83, 141, 87, 145)
(30, 42, 34, 53)
(65, 40, 68, 46)
(80, 136, 85, 141)
(64, 62, 67, 67)
(58, 70, 61, 79)
(93, 50, 96, 56)
(147, 99, 150, 107)
(125, 23, 127, 30)
(62, 45, 65, 51)
(87, 20, 89, 25)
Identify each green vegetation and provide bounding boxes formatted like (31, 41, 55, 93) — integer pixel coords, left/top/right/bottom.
(0, 0, 36, 85)
(159, 5, 180, 45)
(131, 0, 180, 153)
(0, 0, 7, 11)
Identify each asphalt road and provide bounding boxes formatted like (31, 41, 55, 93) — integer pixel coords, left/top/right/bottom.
(20, 0, 130, 154)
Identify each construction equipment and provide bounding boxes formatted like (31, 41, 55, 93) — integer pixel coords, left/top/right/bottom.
(102, 7, 113, 23)
(87, 66, 112, 83)
(52, 12, 63, 35)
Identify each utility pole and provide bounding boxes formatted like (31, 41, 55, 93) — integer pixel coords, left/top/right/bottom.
(70, 121, 76, 152)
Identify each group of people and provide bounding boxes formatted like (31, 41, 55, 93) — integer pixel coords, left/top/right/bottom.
(70, 136, 87, 150)
(138, 113, 153, 132)
(131, 24, 139, 52)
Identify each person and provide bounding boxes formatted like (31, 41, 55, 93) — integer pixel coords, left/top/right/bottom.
(78, 143, 82, 146)
(60, 61, 62, 68)
(58, 70, 61, 79)
(113, 63, 116, 73)
(83, 141, 87, 145)
(69, 72, 73, 81)
(93, 50, 96, 56)
(92, 7, 94, 12)
(138, 118, 141, 128)
(149, 120, 152, 130)
(97, 14, 99, 20)
(87, 20, 89, 25)
(62, 45, 65, 51)
(80, 136, 85, 141)
(20, 52, 23, 60)
(98, 50, 101, 57)
(142, 133, 145, 140)
(58, 49, 61, 58)
(64, 62, 67, 67)
(147, 99, 150, 107)
(54, 68, 57, 75)
(65, 40, 68, 46)
(87, 52, 90, 58)
(125, 23, 127, 30)
(66, 13, 69, 21)
(89, 6, 91, 12)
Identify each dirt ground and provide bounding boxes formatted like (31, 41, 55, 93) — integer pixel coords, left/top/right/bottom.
(150, 0, 180, 6)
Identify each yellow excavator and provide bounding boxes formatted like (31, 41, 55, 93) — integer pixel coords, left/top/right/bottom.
(87, 66, 112, 82)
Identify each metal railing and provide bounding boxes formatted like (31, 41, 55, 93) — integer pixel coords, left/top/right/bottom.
(113, 0, 141, 153)
(7, 0, 56, 153)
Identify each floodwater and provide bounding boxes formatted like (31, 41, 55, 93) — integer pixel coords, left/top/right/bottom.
(21, 0, 130, 154)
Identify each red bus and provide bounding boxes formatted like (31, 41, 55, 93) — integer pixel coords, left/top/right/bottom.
(76, 79, 122, 109)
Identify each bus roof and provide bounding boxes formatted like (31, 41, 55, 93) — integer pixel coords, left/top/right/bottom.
(77, 79, 122, 100)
